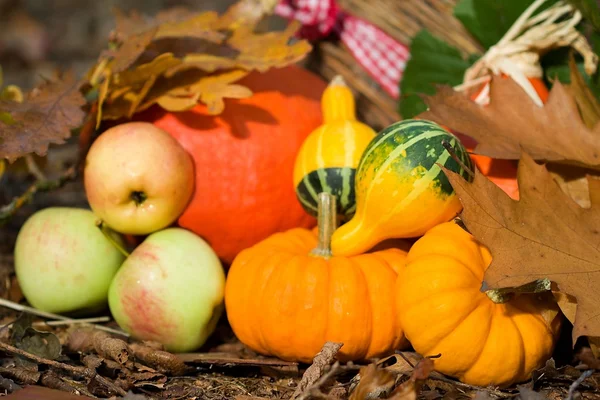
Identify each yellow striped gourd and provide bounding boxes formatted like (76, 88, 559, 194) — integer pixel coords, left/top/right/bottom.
(331, 119, 474, 256)
(293, 75, 377, 222)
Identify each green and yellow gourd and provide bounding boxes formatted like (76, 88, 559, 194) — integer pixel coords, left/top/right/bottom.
(293, 76, 377, 222)
(331, 119, 474, 256)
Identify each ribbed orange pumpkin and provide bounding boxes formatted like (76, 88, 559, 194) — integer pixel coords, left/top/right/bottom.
(135, 65, 327, 264)
(225, 193, 410, 363)
(395, 221, 562, 388)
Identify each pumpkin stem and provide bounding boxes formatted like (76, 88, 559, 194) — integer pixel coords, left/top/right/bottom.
(322, 75, 356, 123)
(310, 192, 337, 258)
(485, 278, 552, 304)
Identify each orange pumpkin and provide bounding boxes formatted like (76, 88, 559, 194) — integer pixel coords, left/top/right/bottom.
(395, 221, 562, 387)
(225, 192, 410, 363)
(135, 66, 327, 264)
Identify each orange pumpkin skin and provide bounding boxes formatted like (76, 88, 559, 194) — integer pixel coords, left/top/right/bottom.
(225, 227, 410, 363)
(395, 221, 562, 388)
(135, 66, 327, 264)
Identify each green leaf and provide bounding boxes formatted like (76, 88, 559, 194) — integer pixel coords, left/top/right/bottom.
(398, 30, 478, 119)
(565, 0, 600, 31)
(453, 0, 560, 49)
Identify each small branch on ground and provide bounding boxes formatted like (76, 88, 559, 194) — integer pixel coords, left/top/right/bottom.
(0, 165, 77, 225)
(566, 369, 594, 400)
(292, 342, 343, 400)
(33, 316, 110, 327)
(0, 297, 128, 337)
(24, 154, 46, 181)
(0, 340, 127, 397)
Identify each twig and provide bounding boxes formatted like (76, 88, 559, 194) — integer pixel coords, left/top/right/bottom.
(566, 369, 594, 400)
(0, 166, 77, 225)
(441, 139, 476, 178)
(33, 316, 111, 327)
(24, 154, 46, 181)
(0, 340, 127, 397)
(0, 297, 129, 337)
(295, 362, 342, 400)
(293, 342, 343, 399)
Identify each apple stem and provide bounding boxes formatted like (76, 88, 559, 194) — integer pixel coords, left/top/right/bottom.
(130, 191, 147, 206)
(96, 220, 131, 258)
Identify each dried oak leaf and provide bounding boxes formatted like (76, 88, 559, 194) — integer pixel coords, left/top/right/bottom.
(419, 75, 600, 168)
(0, 71, 86, 163)
(443, 152, 600, 343)
(92, 0, 310, 121)
(388, 358, 434, 400)
(348, 364, 396, 400)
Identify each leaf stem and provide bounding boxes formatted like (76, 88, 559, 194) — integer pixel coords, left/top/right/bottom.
(310, 192, 337, 258)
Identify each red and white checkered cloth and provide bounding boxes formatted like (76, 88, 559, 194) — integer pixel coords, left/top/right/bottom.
(274, 0, 410, 99)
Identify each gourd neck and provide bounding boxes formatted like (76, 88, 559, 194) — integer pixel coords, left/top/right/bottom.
(310, 192, 337, 258)
(322, 75, 357, 123)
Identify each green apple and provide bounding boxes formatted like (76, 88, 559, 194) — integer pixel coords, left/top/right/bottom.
(14, 207, 126, 314)
(108, 227, 225, 353)
(83, 122, 195, 236)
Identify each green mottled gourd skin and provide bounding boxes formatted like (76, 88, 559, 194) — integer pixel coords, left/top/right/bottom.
(331, 119, 474, 256)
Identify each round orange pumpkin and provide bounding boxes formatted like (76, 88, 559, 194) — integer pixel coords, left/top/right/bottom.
(395, 221, 562, 388)
(135, 65, 327, 264)
(225, 193, 410, 363)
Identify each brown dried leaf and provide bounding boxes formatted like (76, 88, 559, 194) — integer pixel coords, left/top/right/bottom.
(0, 71, 86, 162)
(419, 76, 600, 168)
(139, 69, 251, 116)
(292, 342, 343, 399)
(129, 342, 187, 376)
(348, 364, 395, 400)
(547, 164, 600, 208)
(0, 366, 40, 385)
(442, 152, 600, 342)
(388, 359, 434, 400)
(66, 328, 130, 366)
(40, 371, 78, 394)
(568, 53, 600, 129)
(91, 0, 311, 121)
(112, 7, 224, 42)
(105, 28, 159, 74)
